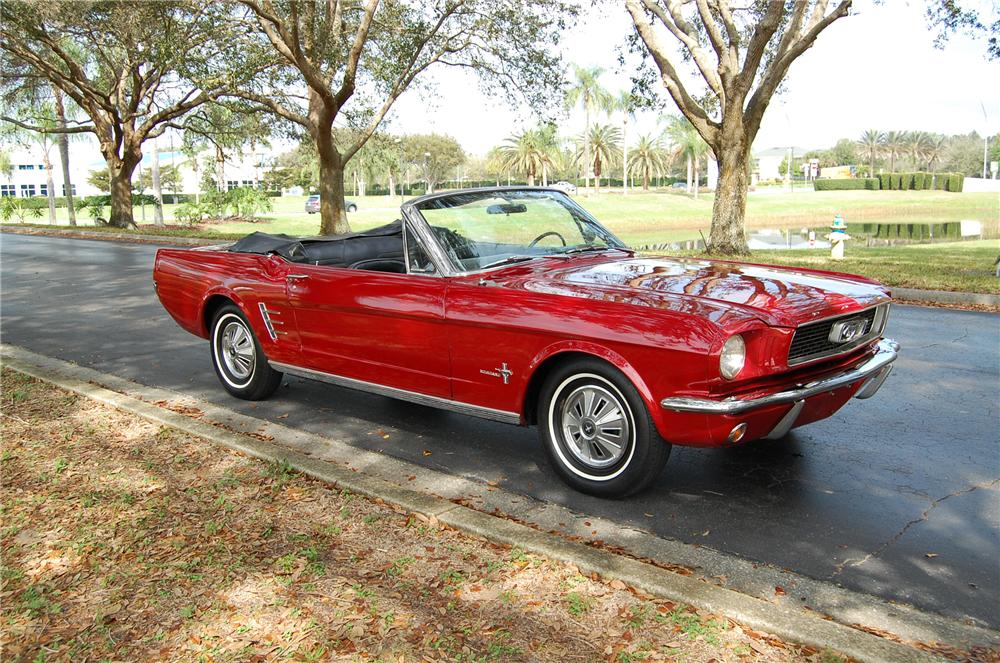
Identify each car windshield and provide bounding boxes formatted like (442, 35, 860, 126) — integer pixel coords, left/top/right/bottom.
(413, 189, 627, 273)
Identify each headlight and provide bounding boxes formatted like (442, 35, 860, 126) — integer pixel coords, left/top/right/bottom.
(720, 334, 746, 380)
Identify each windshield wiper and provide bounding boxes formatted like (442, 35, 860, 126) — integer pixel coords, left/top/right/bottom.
(560, 244, 634, 256)
(479, 255, 538, 270)
(560, 244, 613, 255)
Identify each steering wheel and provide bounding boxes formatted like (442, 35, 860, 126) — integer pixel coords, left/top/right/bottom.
(528, 231, 567, 248)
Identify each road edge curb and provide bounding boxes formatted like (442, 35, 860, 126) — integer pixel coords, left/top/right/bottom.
(2, 353, 955, 663)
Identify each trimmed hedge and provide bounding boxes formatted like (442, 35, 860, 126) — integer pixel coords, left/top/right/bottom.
(864, 171, 964, 192)
(813, 178, 880, 191)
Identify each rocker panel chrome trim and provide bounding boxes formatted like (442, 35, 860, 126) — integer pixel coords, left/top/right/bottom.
(269, 361, 522, 425)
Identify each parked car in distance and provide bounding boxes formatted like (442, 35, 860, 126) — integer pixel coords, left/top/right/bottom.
(671, 181, 688, 189)
(306, 194, 357, 214)
(154, 186, 898, 498)
(551, 181, 577, 195)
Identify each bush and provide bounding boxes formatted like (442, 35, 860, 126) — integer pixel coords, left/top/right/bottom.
(878, 173, 891, 190)
(865, 177, 880, 190)
(898, 173, 911, 190)
(174, 201, 208, 226)
(946, 173, 964, 192)
(0, 197, 45, 223)
(912, 173, 925, 190)
(813, 178, 879, 191)
(228, 187, 273, 219)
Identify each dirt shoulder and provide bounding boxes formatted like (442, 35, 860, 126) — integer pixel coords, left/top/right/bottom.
(0, 369, 840, 663)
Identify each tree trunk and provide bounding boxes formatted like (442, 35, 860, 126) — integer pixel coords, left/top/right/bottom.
(622, 117, 628, 195)
(53, 88, 76, 225)
(643, 173, 649, 190)
(388, 172, 395, 198)
(542, 162, 547, 187)
(708, 144, 750, 255)
(584, 103, 591, 191)
(216, 146, 225, 192)
(151, 138, 164, 227)
(693, 152, 700, 200)
(107, 153, 139, 228)
(527, 172, 535, 186)
(41, 146, 57, 224)
(316, 126, 351, 236)
(686, 154, 693, 193)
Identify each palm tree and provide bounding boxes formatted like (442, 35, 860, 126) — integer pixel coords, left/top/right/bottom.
(882, 131, 906, 173)
(628, 135, 669, 190)
(857, 130, 884, 177)
(924, 134, 947, 171)
(565, 65, 613, 191)
(497, 128, 558, 186)
(613, 91, 638, 194)
(906, 131, 931, 170)
(663, 115, 708, 198)
(575, 124, 622, 192)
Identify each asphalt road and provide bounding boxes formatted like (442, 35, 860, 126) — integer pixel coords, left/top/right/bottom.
(2, 233, 998, 628)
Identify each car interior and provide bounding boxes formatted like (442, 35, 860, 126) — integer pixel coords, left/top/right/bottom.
(229, 221, 407, 273)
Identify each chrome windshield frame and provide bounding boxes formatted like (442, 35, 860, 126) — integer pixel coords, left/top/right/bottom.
(400, 186, 629, 278)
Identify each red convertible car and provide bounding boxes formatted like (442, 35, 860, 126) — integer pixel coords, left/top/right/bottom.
(154, 187, 898, 497)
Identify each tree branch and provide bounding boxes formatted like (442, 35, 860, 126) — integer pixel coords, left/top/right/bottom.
(626, 0, 719, 144)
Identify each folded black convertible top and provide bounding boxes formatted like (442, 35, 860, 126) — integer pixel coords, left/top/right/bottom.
(228, 221, 402, 262)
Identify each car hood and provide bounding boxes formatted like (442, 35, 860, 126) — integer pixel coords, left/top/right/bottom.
(491, 253, 891, 328)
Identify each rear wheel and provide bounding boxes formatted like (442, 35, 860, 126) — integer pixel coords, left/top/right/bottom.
(210, 304, 282, 400)
(538, 358, 670, 498)
(347, 203, 358, 212)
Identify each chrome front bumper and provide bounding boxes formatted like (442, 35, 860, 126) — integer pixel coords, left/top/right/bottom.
(660, 339, 899, 416)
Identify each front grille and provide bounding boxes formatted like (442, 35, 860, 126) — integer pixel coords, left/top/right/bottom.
(788, 306, 882, 365)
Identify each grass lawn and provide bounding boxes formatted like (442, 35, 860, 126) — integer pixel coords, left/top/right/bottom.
(0, 369, 831, 662)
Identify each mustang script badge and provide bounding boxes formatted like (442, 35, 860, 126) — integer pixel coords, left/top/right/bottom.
(480, 363, 514, 385)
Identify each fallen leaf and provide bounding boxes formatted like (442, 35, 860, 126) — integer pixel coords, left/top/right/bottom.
(774, 586, 786, 596)
(609, 579, 627, 590)
(277, 413, 289, 419)
(925, 552, 938, 558)
(422, 450, 432, 456)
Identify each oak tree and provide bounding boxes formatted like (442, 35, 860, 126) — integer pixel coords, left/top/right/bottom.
(626, 0, 852, 254)
(234, 0, 572, 235)
(0, 1, 252, 227)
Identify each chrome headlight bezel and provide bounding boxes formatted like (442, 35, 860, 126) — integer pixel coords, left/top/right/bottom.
(720, 334, 746, 380)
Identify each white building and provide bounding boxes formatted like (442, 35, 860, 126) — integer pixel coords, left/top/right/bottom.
(2, 136, 287, 199)
(751, 145, 811, 183)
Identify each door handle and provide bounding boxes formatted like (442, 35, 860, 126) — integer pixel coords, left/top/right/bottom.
(286, 274, 310, 281)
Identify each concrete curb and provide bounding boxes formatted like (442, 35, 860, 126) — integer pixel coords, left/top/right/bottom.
(892, 287, 1000, 307)
(1, 225, 221, 246)
(3, 347, 975, 662)
(5, 225, 997, 308)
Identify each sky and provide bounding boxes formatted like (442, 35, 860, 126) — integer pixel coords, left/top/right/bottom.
(388, 0, 1000, 156)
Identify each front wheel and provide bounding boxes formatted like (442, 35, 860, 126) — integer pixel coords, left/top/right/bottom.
(538, 359, 670, 498)
(210, 304, 283, 400)
(347, 204, 358, 212)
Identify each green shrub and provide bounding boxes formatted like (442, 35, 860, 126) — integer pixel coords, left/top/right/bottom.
(228, 187, 273, 219)
(174, 201, 207, 226)
(865, 177, 880, 190)
(814, 178, 869, 191)
(946, 173, 964, 192)
(933, 173, 947, 190)
(912, 173, 925, 190)
(878, 173, 891, 190)
(898, 173, 911, 190)
(0, 197, 45, 223)
(924, 173, 934, 189)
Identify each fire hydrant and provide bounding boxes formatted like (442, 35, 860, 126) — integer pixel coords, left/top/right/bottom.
(827, 214, 850, 260)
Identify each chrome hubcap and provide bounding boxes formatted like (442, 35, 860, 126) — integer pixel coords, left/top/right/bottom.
(560, 384, 630, 469)
(220, 321, 254, 380)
